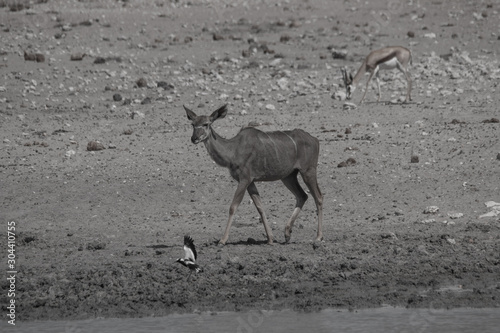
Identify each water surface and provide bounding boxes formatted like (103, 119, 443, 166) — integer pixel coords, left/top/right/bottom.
(11, 307, 500, 333)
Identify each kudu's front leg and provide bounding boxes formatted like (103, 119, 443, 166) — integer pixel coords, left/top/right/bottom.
(219, 181, 249, 245)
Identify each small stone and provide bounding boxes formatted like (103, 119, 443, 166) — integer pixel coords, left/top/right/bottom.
(131, 111, 145, 119)
(331, 49, 348, 59)
(247, 237, 257, 245)
(407, 31, 415, 38)
(280, 35, 291, 43)
(141, 97, 152, 105)
(213, 33, 224, 41)
(94, 57, 106, 64)
(333, 90, 346, 101)
(410, 155, 419, 163)
(87, 141, 105, 151)
(70, 53, 86, 61)
(269, 58, 281, 67)
(343, 102, 357, 110)
(157, 81, 174, 90)
(113, 93, 122, 102)
(424, 206, 439, 214)
(447, 212, 463, 219)
(482, 118, 499, 123)
(136, 78, 147, 88)
(265, 104, 275, 110)
(337, 158, 356, 168)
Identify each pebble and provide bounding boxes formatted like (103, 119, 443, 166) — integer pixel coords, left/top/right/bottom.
(343, 102, 357, 110)
(265, 104, 275, 110)
(333, 90, 346, 101)
(87, 141, 105, 151)
(424, 206, 439, 214)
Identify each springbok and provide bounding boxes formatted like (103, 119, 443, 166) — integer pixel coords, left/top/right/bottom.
(342, 46, 412, 104)
(184, 104, 323, 245)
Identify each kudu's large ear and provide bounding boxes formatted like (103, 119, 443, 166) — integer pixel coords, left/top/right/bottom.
(210, 104, 228, 122)
(184, 105, 197, 121)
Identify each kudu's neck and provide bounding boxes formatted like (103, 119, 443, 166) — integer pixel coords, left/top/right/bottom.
(203, 127, 236, 168)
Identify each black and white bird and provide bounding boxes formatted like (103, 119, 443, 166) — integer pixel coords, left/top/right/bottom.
(176, 235, 203, 280)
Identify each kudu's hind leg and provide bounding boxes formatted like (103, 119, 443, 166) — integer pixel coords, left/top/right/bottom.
(282, 172, 308, 243)
(247, 182, 273, 244)
(301, 168, 324, 242)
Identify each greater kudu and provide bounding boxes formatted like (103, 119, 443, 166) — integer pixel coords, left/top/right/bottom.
(184, 104, 323, 245)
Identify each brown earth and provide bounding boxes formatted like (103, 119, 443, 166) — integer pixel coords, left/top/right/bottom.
(1, 0, 499, 321)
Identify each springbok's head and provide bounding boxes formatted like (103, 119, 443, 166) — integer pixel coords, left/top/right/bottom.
(184, 104, 228, 144)
(341, 68, 355, 100)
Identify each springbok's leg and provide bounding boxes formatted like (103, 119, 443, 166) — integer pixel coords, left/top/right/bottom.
(301, 168, 324, 242)
(219, 181, 249, 245)
(281, 172, 308, 243)
(247, 182, 273, 244)
(374, 68, 382, 102)
(396, 61, 412, 102)
(360, 70, 375, 104)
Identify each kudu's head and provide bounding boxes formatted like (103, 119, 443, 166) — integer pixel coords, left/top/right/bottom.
(341, 68, 355, 100)
(184, 104, 228, 144)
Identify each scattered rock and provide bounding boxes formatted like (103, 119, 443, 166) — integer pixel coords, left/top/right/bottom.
(141, 97, 152, 105)
(280, 35, 291, 43)
(424, 206, 440, 214)
(479, 201, 500, 218)
(113, 93, 122, 102)
(131, 110, 145, 119)
(24, 51, 45, 62)
(70, 53, 86, 61)
(407, 31, 415, 38)
(136, 78, 147, 88)
(94, 57, 106, 64)
(247, 237, 257, 245)
(213, 33, 224, 41)
(343, 102, 357, 110)
(410, 155, 419, 163)
(447, 212, 463, 219)
(157, 81, 174, 90)
(333, 90, 347, 101)
(331, 49, 348, 60)
(87, 141, 105, 151)
(337, 158, 356, 168)
(482, 118, 499, 123)
(87, 240, 106, 251)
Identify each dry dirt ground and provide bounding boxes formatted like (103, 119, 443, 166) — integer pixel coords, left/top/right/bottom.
(1, 0, 499, 322)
